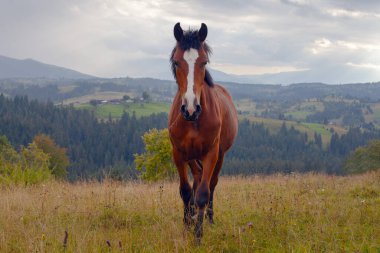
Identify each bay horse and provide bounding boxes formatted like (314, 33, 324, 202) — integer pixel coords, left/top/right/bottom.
(168, 22, 238, 242)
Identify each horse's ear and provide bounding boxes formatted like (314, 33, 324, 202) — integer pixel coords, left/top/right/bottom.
(198, 23, 208, 42)
(174, 22, 183, 42)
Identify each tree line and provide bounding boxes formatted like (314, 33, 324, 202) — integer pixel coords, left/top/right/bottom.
(1, 94, 379, 180)
(0, 94, 167, 180)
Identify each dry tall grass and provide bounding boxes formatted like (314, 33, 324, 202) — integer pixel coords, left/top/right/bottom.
(1, 172, 379, 252)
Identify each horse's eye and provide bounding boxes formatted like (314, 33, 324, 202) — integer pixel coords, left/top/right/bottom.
(201, 61, 207, 67)
(174, 61, 179, 67)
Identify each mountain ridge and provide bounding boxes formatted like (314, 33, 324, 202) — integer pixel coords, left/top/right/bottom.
(0, 55, 95, 79)
(1, 55, 379, 85)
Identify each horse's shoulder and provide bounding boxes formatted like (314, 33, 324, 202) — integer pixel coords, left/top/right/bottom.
(212, 84, 232, 99)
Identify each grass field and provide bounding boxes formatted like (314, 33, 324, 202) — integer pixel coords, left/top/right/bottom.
(1, 172, 379, 252)
(76, 102, 171, 119)
(58, 85, 77, 93)
(235, 100, 263, 116)
(241, 115, 347, 147)
(235, 99, 325, 122)
(285, 101, 324, 121)
(62, 92, 133, 105)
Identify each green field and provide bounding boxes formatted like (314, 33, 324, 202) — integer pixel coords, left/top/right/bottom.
(58, 85, 77, 93)
(242, 115, 347, 147)
(235, 100, 263, 116)
(285, 100, 324, 121)
(76, 102, 171, 119)
(74, 97, 350, 147)
(1, 172, 379, 252)
(236, 99, 325, 121)
(62, 92, 133, 105)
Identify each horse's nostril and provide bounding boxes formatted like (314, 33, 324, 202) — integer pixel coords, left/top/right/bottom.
(185, 111, 190, 117)
(180, 105, 186, 113)
(196, 104, 202, 113)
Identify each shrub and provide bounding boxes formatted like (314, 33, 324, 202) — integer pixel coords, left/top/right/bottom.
(344, 140, 380, 174)
(134, 128, 176, 181)
(0, 136, 51, 186)
(33, 134, 70, 179)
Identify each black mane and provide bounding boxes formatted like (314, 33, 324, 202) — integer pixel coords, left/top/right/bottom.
(170, 29, 214, 87)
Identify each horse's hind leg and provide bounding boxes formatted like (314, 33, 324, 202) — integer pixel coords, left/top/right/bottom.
(206, 153, 224, 224)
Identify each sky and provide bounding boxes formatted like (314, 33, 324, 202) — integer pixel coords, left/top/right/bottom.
(1, 0, 380, 84)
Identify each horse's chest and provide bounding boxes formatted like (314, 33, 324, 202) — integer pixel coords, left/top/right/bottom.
(170, 128, 215, 160)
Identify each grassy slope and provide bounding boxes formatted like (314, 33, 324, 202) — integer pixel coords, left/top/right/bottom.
(241, 115, 347, 147)
(76, 102, 171, 119)
(62, 92, 133, 105)
(1, 172, 379, 252)
(236, 100, 325, 122)
(285, 101, 324, 120)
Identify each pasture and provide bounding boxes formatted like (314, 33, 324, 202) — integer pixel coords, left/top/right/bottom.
(241, 115, 347, 147)
(76, 102, 170, 119)
(62, 92, 132, 105)
(1, 172, 379, 252)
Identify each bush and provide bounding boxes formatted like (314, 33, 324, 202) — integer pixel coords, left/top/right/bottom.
(344, 140, 380, 174)
(134, 128, 176, 181)
(0, 136, 51, 186)
(33, 134, 70, 179)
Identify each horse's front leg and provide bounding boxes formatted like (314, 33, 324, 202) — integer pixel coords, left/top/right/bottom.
(188, 160, 202, 221)
(173, 149, 192, 227)
(194, 146, 219, 242)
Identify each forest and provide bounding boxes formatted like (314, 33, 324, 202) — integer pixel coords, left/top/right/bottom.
(1, 94, 379, 180)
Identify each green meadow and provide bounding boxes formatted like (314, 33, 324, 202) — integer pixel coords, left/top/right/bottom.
(76, 102, 171, 119)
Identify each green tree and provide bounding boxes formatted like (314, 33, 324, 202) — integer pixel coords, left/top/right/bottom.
(89, 99, 99, 106)
(0, 136, 51, 186)
(314, 132, 322, 149)
(344, 140, 380, 174)
(134, 128, 176, 181)
(142, 91, 150, 101)
(33, 134, 70, 179)
(0, 135, 18, 164)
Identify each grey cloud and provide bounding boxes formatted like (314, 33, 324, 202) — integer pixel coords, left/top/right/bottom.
(0, 0, 379, 83)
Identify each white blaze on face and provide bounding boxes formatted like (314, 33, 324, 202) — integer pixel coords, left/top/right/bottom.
(183, 48, 199, 114)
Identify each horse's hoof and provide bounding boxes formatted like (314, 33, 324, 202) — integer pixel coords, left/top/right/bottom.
(194, 224, 203, 241)
(194, 237, 202, 246)
(184, 218, 193, 229)
(206, 211, 214, 224)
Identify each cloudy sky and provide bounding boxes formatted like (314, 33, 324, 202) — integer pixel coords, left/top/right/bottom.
(1, 0, 380, 84)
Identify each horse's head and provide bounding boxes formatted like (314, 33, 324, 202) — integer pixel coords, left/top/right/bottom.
(170, 22, 213, 121)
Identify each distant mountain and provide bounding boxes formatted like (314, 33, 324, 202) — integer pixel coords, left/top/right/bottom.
(209, 66, 380, 85)
(0, 55, 94, 79)
(208, 68, 262, 84)
(156, 66, 377, 85)
(1, 54, 378, 84)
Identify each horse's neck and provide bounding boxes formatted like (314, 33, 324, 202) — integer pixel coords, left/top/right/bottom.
(200, 83, 216, 111)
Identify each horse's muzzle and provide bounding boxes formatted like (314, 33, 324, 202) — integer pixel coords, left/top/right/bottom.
(181, 104, 202, 121)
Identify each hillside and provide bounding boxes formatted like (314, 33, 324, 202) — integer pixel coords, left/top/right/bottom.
(0, 55, 94, 79)
(5, 95, 377, 178)
(221, 81, 380, 102)
(2, 74, 380, 178)
(1, 172, 379, 252)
